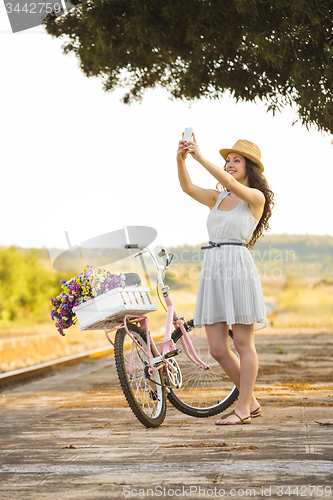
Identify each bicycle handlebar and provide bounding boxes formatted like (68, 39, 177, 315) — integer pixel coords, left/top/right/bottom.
(125, 244, 140, 249)
(125, 244, 170, 291)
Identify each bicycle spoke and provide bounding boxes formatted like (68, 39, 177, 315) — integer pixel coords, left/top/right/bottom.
(114, 324, 166, 428)
(168, 324, 239, 417)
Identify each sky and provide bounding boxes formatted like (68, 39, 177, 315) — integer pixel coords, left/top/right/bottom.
(1, 7, 333, 255)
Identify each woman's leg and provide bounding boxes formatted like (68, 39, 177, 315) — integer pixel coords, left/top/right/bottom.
(205, 323, 260, 424)
(219, 323, 259, 423)
(205, 322, 240, 386)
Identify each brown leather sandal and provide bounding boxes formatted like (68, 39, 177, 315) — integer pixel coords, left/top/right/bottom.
(216, 405, 262, 422)
(215, 412, 251, 425)
(250, 406, 263, 418)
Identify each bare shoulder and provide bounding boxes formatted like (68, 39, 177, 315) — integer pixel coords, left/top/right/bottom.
(229, 179, 265, 219)
(229, 179, 265, 207)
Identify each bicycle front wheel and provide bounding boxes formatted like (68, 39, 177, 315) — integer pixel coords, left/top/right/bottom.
(167, 320, 239, 417)
(114, 324, 166, 428)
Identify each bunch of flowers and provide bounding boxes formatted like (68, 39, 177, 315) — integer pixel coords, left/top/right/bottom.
(50, 266, 126, 336)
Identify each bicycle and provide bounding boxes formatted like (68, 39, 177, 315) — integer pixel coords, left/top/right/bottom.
(100, 244, 239, 428)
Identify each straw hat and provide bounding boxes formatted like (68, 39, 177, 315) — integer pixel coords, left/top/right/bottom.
(219, 139, 264, 173)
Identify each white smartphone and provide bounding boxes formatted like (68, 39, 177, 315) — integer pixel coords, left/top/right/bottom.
(183, 127, 193, 143)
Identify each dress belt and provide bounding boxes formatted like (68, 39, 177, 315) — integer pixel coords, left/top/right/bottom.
(201, 240, 245, 250)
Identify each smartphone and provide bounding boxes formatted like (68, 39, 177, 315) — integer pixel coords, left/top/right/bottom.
(183, 127, 193, 143)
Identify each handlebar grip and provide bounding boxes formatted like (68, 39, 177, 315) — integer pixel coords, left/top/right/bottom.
(125, 244, 139, 249)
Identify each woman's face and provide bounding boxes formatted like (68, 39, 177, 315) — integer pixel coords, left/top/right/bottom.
(225, 153, 249, 185)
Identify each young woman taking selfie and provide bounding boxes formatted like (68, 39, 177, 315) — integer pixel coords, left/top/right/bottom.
(176, 133, 274, 425)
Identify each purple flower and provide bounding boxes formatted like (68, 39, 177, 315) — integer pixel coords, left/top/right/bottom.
(50, 267, 126, 336)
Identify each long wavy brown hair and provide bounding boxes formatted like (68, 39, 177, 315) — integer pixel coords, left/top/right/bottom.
(217, 158, 275, 249)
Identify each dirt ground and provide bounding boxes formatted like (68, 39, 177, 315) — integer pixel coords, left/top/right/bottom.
(1, 329, 333, 500)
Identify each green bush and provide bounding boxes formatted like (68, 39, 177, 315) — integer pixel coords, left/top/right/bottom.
(0, 246, 68, 325)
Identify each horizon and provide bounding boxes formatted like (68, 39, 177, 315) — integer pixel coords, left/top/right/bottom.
(1, 231, 333, 252)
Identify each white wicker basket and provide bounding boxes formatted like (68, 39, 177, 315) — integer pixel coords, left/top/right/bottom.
(73, 286, 157, 331)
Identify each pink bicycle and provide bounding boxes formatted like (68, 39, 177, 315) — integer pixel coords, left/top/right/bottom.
(111, 244, 238, 428)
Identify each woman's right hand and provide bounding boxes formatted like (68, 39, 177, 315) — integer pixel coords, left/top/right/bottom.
(186, 133, 203, 163)
(177, 135, 189, 161)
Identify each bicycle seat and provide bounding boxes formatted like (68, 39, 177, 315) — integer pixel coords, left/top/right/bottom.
(124, 273, 142, 287)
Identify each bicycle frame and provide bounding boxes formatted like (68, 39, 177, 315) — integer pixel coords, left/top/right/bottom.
(103, 245, 208, 375)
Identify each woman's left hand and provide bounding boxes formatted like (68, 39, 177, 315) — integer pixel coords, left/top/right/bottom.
(186, 133, 203, 162)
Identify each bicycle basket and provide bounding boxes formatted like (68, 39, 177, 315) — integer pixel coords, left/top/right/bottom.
(73, 287, 157, 330)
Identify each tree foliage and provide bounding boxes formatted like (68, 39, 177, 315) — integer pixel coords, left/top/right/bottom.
(0, 247, 66, 325)
(44, 0, 333, 133)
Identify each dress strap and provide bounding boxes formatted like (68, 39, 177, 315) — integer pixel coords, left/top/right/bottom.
(213, 190, 230, 209)
(215, 191, 230, 207)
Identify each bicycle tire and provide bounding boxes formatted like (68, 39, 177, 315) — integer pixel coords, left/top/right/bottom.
(114, 323, 167, 428)
(167, 319, 239, 417)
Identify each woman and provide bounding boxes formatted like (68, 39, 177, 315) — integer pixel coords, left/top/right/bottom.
(177, 134, 274, 425)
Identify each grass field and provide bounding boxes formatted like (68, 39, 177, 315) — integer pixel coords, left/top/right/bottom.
(269, 276, 333, 328)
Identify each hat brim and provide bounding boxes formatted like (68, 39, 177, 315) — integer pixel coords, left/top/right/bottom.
(219, 148, 264, 173)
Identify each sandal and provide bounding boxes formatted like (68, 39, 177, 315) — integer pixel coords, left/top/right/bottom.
(215, 412, 251, 425)
(250, 406, 262, 418)
(216, 405, 262, 421)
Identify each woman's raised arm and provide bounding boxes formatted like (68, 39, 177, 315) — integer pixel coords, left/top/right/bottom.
(177, 138, 218, 209)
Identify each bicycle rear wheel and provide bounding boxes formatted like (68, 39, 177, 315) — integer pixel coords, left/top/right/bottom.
(114, 323, 166, 428)
(167, 320, 239, 417)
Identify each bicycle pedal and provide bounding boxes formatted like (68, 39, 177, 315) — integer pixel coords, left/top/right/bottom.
(149, 390, 158, 401)
(164, 349, 181, 359)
